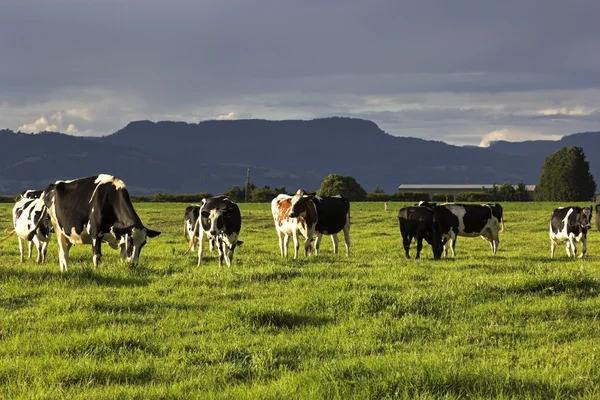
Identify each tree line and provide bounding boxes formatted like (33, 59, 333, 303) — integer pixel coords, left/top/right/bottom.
(0, 146, 595, 203)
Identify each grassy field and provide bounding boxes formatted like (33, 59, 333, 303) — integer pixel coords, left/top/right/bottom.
(1, 201, 599, 399)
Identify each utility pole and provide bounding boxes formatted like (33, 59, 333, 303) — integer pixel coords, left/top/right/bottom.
(244, 168, 250, 203)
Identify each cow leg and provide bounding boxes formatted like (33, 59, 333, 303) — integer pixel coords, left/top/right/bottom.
(33, 236, 42, 263)
(18, 237, 25, 263)
(276, 231, 285, 257)
(402, 234, 411, 259)
(291, 232, 300, 259)
(449, 233, 457, 257)
(416, 237, 424, 259)
(313, 233, 323, 256)
(57, 234, 71, 272)
(331, 234, 339, 254)
(27, 240, 33, 259)
(550, 240, 557, 258)
(218, 238, 225, 267)
(209, 238, 215, 253)
(579, 236, 587, 258)
(92, 237, 102, 267)
(41, 240, 49, 263)
(197, 231, 206, 266)
(343, 223, 350, 256)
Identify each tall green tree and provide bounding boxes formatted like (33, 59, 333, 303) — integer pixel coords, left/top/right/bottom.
(317, 174, 367, 201)
(536, 146, 596, 201)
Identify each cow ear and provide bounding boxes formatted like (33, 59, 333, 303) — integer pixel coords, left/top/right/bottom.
(236, 240, 243, 246)
(201, 198, 207, 206)
(201, 210, 210, 218)
(146, 229, 161, 238)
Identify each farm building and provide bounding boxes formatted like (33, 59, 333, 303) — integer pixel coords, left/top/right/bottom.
(396, 184, 537, 201)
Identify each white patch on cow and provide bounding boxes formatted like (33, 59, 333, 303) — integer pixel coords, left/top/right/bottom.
(55, 179, 75, 184)
(89, 175, 126, 203)
(94, 174, 126, 190)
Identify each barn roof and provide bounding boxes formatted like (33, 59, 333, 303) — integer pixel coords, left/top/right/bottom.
(398, 184, 536, 191)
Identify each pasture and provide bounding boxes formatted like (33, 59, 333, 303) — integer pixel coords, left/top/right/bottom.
(1, 202, 599, 399)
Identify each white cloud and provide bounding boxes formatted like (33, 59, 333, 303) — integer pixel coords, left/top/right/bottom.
(18, 117, 58, 133)
(65, 124, 79, 134)
(216, 112, 236, 120)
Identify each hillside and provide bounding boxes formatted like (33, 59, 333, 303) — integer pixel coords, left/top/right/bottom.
(0, 118, 598, 194)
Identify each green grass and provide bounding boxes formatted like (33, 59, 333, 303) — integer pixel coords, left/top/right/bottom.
(1, 202, 600, 399)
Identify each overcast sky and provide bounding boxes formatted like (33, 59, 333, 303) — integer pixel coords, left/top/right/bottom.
(1, 0, 599, 146)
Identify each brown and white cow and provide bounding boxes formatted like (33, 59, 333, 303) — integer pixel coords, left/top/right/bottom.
(271, 194, 316, 259)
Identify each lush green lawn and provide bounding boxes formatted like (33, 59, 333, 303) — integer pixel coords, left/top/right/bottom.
(1, 202, 599, 399)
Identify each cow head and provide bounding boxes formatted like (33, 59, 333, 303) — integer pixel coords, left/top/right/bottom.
(289, 189, 316, 218)
(200, 199, 243, 266)
(581, 206, 593, 231)
(112, 225, 161, 266)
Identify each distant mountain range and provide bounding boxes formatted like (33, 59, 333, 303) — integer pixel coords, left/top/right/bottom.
(0, 117, 598, 195)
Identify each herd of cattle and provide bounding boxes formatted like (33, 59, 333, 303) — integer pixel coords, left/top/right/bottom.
(6, 174, 600, 271)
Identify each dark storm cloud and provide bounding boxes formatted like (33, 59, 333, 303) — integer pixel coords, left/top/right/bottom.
(1, 0, 599, 143)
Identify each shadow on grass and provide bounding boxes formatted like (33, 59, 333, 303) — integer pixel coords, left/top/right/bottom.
(241, 309, 332, 330)
(478, 276, 600, 300)
(246, 269, 302, 282)
(0, 292, 41, 310)
(0, 266, 150, 288)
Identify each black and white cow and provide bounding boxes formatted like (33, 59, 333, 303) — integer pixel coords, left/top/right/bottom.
(288, 189, 350, 256)
(417, 201, 501, 256)
(398, 206, 444, 259)
(184, 204, 214, 252)
(549, 206, 593, 258)
(12, 191, 53, 263)
(187, 196, 242, 267)
(32, 174, 160, 271)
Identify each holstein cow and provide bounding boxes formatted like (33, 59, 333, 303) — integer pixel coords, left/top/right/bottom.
(549, 206, 593, 258)
(12, 192, 53, 263)
(271, 194, 314, 259)
(187, 196, 242, 267)
(33, 174, 161, 271)
(417, 201, 501, 256)
(288, 189, 350, 256)
(184, 204, 214, 252)
(398, 206, 444, 259)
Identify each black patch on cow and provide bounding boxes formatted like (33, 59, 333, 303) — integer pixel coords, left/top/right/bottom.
(461, 205, 493, 234)
(312, 196, 350, 235)
(596, 204, 600, 232)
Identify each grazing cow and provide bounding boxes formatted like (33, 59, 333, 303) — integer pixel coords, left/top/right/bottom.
(12, 192, 53, 263)
(417, 201, 501, 256)
(596, 204, 600, 231)
(187, 196, 243, 267)
(288, 189, 350, 256)
(398, 206, 444, 259)
(271, 194, 314, 259)
(184, 204, 214, 252)
(549, 206, 593, 258)
(32, 174, 160, 271)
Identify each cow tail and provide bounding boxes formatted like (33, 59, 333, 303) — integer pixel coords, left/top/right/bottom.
(183, 218, 199, 255)
(184, 219, 189, 242)
(26, 206, 48, 241)
(2, 230, 17, 241)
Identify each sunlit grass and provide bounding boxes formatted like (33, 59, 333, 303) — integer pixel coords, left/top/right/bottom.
(1, 202, 599, 398)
